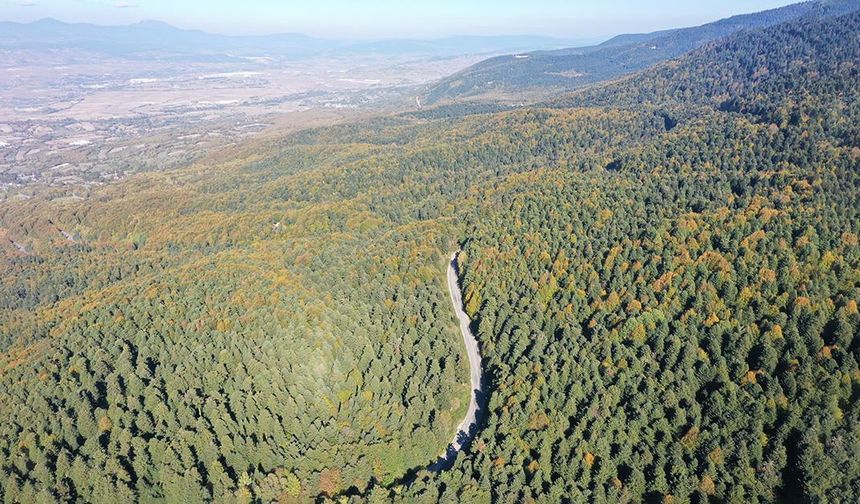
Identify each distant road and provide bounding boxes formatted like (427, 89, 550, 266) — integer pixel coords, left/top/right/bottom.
(429, 251, 483, 471)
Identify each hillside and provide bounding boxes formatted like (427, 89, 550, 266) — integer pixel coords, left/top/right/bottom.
(1, 6, 859, 504)
(407, 10, 860, 502)
(423, 0, 860, 104)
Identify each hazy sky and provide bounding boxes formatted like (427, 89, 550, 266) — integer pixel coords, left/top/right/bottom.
(1, 0, 800, 38)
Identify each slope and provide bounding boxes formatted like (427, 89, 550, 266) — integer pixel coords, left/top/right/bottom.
(404, 9, 860, 503)
(423, 0, 860, 104)
(0, 6, 858, 504)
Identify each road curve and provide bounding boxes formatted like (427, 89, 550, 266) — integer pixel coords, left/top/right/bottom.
(429, 251, 483, 471)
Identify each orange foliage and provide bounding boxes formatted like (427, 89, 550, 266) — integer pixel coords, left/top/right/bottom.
(652, 271, 675, 292)
(317, 468, 341, 496)
(759, 268, 777, 283)
(743, 369, 763, 384)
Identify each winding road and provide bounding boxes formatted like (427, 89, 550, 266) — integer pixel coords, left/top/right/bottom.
(429, 251, 484, 471)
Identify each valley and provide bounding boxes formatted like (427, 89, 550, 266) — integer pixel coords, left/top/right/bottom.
(0, 49, 491, 193)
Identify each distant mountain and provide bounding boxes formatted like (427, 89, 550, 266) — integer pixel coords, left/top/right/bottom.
(0, 18, 328, 59)
(340, 35, 587, 58)
(0, 18, 585, 61)
(423, 0, 860, 104)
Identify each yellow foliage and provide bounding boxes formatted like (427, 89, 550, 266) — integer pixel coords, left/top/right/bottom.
(603, 245, 623, 271)
(652, 271, 675, 292)
(821, 250, 838, 270)
(699, 475, 716, 495)
(821, 345, 837, 359)
(631, 323, 646, 343)
(98, 415, 112, 433)
(337, 389, 351, 403)
(793, 179, 813, 195)
(680, 426, 700, 450)
(584, 452, 596, 468)
(605, 291, 621, 311)
(742, 370, 762, 384)
(697, 251, 731, 273)
(464, 284, 482, 318)
(144, 285, 159, 300)
(708, 447, 724, 464)
(741, 230, 767, 250)
(770, 324, 784, 339)
(704, 313, 720, 327)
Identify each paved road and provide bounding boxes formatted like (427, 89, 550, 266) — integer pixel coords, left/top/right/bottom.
(429, 251, 483, 471)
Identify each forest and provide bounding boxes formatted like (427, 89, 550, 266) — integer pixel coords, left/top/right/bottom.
(422, 0, 859, 103)
(1, 6, 859, 504)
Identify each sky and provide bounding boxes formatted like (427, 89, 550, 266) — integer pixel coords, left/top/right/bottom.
(0, 0, 801, 39)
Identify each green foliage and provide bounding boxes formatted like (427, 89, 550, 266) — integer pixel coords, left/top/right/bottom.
(2, 7, 860, 504)
(424, 0, 859, 103)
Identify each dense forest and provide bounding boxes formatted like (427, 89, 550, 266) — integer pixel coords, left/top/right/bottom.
(1, 5, 859, 504)
(422, 0, 860, 104)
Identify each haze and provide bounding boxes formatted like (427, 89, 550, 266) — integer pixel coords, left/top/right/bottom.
(3, 0, 800, 38)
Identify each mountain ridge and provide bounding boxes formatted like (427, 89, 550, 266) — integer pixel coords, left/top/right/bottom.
(0, 17, 587, 59)
(423, 0, 860, 104)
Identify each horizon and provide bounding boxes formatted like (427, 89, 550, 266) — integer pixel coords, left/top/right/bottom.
(0, 0, 800, 39)
(2, 16, 595, 43)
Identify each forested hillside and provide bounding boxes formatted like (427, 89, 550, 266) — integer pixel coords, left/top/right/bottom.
(1, 5, 859, 504)
(405, 10, 860, 503)
(423, 0, 860, 104)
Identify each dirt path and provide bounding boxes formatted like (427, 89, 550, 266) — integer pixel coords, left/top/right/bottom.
(429, 251, 483, 471)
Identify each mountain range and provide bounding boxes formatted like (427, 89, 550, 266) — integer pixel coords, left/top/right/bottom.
(0, 18, 587, 60)
(423, 0, 860, 103)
